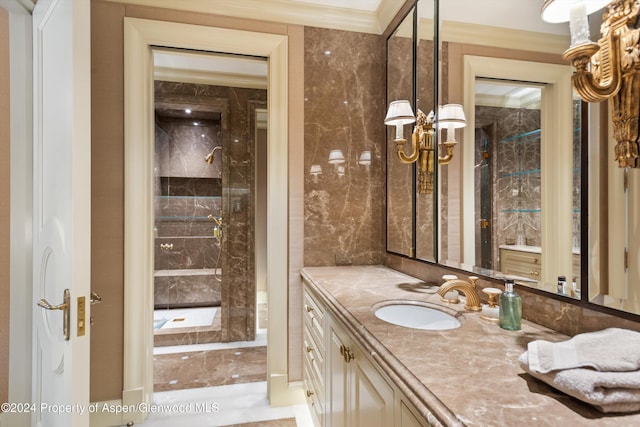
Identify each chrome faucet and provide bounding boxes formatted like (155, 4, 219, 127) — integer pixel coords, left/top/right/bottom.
(437, 276, 482, 312)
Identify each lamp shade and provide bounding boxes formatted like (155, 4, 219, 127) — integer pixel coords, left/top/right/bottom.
(358, 151, 372, 165)
(541, 0, 609, 23)
(328, 149, 345, 164)
(384, 100, 416, 126)
(436, 104, 466, 129)
(310, 164, 323, 175)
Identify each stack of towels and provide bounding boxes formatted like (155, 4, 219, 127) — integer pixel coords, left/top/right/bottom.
(519, 328, 640, 413)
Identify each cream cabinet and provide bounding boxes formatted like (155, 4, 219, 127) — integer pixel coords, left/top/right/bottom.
(327, 316, 394, 427)
(499, 247, 542, 281)
(500, 246, 581, 284)
(303, 280, 429, 427)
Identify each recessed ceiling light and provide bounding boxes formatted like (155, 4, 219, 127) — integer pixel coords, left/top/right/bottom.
(193, 122, 199, 126)
(185, 108, 192, 114)
(324, 50, 331, 55)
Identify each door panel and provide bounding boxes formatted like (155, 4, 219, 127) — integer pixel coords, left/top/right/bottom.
(32, 0, 91, 425)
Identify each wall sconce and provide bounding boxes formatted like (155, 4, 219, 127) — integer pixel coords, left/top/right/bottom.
(328, 149, 345, 164)
(435, 104, 467, 165)
(542, 0, 640, 168)
(385, 101, 465, 194)
(358, 150, 372, 166)
(310, 164, 323, 182)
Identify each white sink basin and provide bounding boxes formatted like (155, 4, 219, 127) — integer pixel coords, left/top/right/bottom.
(373, 303, 461, 330)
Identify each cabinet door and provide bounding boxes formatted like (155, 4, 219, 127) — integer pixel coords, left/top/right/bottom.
(350, 344, 394, 427)
(327, 319, 350, 427)
(399, 400, 429, 427)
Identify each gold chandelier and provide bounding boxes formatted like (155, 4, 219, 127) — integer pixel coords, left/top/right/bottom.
(542, 0, 640, 168)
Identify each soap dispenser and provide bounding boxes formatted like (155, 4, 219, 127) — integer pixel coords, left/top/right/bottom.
(499, 279, 521, 331)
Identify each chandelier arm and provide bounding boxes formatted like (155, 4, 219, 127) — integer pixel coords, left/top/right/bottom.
(565, 31, 623, 103)
(395, 127, 420, 164)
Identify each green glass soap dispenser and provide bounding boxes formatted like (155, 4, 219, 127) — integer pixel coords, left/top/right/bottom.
(499, 279, 521, 331)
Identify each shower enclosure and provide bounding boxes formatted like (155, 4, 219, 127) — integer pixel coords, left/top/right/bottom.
(152, 73, 267, 346)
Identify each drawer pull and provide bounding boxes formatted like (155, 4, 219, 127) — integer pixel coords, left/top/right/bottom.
(306, 305, 314, 313)
(340, 345, 354, 363)
(306, 345, 314, 353)
(306, 389, 314, 397)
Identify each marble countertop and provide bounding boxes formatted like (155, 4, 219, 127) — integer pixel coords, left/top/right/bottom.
(300, 265, 640, 427)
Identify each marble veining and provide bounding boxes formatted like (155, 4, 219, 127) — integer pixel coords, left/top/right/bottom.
(154, 81, 265, 342)
(301, 265, 640, 426)
(304, 27, 386, 267)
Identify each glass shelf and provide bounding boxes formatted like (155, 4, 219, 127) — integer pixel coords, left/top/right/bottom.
(499, 169, 541, 177)
(499, 128, 540, 143)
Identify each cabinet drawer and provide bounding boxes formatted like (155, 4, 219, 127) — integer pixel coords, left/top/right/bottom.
(304, 363, 324, 426)
(303, 325, 325, 392)
(303, 288, 325, 344)
(500, 248, 541, 281)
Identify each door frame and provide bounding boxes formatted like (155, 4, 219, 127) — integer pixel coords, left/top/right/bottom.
(122, 17, 295, 422)
(3, 2, 34, 426)
(461, 55, 574, 284)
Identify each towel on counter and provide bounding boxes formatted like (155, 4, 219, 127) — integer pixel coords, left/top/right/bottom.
(527, 328, 640, 374)
(519, 351, 640, 413)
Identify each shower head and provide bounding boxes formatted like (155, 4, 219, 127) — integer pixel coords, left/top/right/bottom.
(204, 146, 222, 164)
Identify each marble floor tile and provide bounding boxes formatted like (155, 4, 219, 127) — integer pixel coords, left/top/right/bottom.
(132, 381, 312, 427)
(154, 346, 267, 392)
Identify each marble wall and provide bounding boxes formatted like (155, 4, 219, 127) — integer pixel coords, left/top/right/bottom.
(154, 81, 267, 341)
(304, 27, 386, 266)
(475, 106, 541, 268)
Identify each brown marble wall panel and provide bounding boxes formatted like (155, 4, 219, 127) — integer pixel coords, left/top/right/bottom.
(475, 106, 541, 267)
(154, 81, 266, 342)
(415, 39, 436, 261)
(386, 31, 414, 256)
(154, 271, 221, 308)
(304, 27, 386, 266)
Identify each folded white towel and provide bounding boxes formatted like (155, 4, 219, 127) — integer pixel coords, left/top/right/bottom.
(527, 328, 640, 374)
(520, 351, 640, 413)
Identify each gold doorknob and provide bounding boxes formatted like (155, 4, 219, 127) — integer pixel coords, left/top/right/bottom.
(37, 289, 70, 341)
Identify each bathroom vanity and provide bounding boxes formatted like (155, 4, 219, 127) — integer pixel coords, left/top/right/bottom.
(301, 265, 640, 426)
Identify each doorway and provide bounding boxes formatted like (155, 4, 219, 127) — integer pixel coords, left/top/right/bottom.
(150, 48, 269, 391)
(123, 18, 295, 416)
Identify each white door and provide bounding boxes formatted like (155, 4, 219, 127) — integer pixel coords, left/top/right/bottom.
(32, 0, 91, 426)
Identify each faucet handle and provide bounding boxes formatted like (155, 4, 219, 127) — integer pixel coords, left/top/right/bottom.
(468, 276, 479, 288)
(482, 287, 502, 308)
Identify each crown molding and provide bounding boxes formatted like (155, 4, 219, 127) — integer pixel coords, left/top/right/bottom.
(106, 0, 405, 34)
(154, 66, 268, 90)
(440, 20, 569, 55)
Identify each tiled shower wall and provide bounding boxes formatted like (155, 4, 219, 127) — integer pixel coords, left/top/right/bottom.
(153, 81, 267, 341)
(304, 27, 386, 266)
(475, 106, 541, 268)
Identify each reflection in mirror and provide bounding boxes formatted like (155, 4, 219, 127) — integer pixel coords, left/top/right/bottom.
(386, 6, 416, 257)
(415, 2, 436, 262)
(438, 55, 576, 297)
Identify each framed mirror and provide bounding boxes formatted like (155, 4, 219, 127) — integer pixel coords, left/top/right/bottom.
(386, 3, 417, 257)
(386, 0, 437, 260)
(436, 4, 580, 295)
(386, 0, 640, 321)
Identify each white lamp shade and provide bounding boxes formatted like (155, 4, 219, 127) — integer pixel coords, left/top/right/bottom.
(384, 100, 416, 126)
(328, 149, 345, 164)
(436, 104, 466, 129)
(541, 0, 609, 23)
(310, 164, 323, 175)
(358, 151, 372, 165)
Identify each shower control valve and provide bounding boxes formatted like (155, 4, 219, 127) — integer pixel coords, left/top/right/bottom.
(160, 243, 174, 251)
